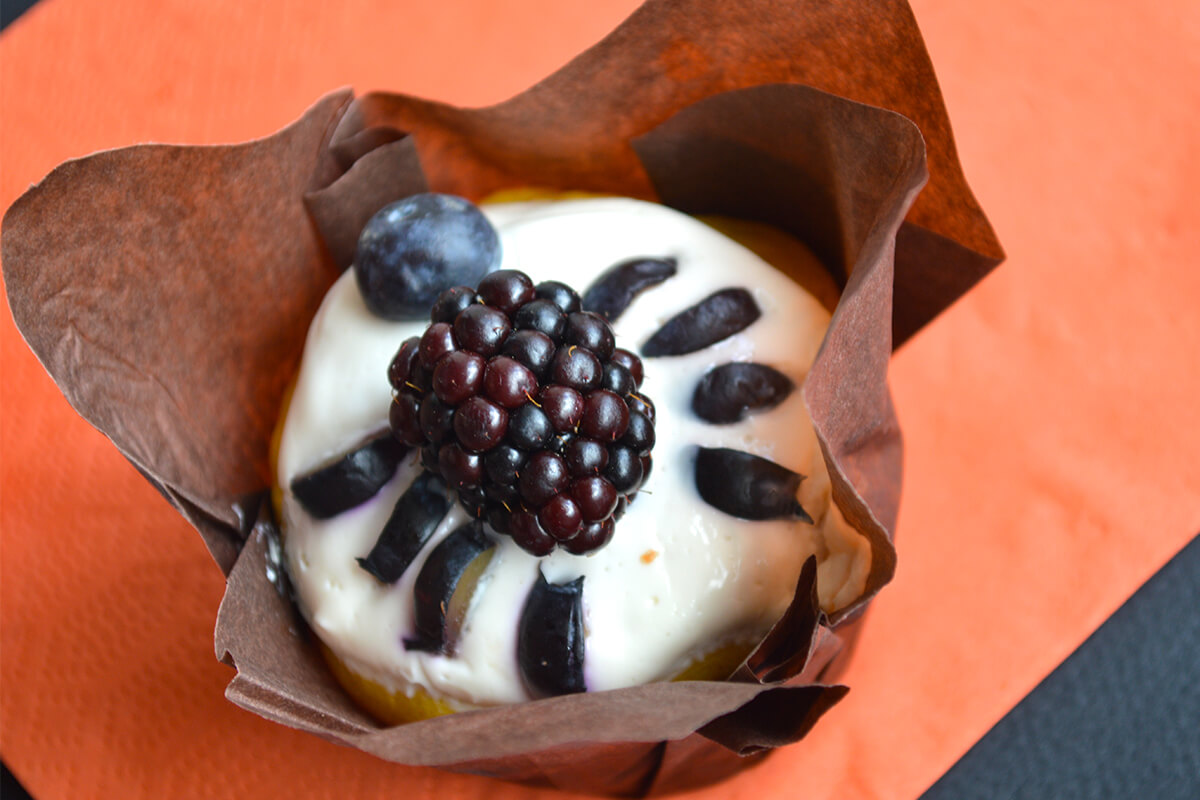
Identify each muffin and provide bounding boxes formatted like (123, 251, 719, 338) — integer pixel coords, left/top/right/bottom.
(273, 194, 872, 724)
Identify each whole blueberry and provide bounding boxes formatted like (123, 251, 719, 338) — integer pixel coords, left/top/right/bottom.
(354, 193, 500, 320)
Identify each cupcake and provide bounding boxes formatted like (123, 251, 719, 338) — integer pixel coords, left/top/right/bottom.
(274, 193, 872, 724)
(1, 0, 1002, 793)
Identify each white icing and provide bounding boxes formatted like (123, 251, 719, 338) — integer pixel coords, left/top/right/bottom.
(277, 197, 871, 707)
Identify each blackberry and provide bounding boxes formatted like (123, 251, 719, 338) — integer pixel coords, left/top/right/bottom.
(389, 269, 655, 555)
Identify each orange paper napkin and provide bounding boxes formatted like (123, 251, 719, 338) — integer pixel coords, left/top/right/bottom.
(2, 0, 1198, 798)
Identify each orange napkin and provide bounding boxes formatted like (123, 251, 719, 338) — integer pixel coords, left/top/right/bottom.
(2, 0, 1198, 798)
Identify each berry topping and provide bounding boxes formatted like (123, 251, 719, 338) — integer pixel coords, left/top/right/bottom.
(390, 393, 423, 445)
(550, 346, 602, 392)
(538, 494, 584, 541)
(564, 437, 608, 476)
(354, 194, 500, 320)
(477, 269, 536, 314)
(484, 444, 526, 484)
(508, 403, 554, 450)
(510, 511, 557, 557)
(514, 299, 567, 339)
(418, 395, 456, 443)
(642, 288, 761, 357)
(562, 519, 615, 555)
(437, 443, 484, 488)
(539, 384, 585, 432)
(600, 361, 635, 395)
(564, 312, 616, 361)
(388, 269, 655, 555)
(452, 396, 508, 452)
(581, 256, 677, 321)
(502, 329, 556, 377)
(535, 280, 582, 314)
(430, 286, 478, 324)
(388, 337, 420, 390)
(581, 390, 629, 441)
(418, 322, 457, 368)
(454, 304, 511, 356)
(621, 411, 655, 455)
(571, 477, 619, 522)
(484, 356, 538, 409)
(609, 348, 644, 387)
(519, 451, 570, 507)
(432, 351, 486, 405)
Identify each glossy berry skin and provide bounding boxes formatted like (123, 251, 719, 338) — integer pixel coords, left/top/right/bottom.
(508, 404, 554, 450)
(571, 477, 618, 522)
(622, 411, 655, 455)
(539, 494, 584, 541)
(432, 351, 486, 406)
(419, 322, 457, 368)
(454, 304, 511, 357)
(564, 312, 615, 361)
(430, 286, 478, 324)
(484, 356, 538, 409)
(484, 445, 525, 485)
(510, 512, 556, 556)
(539, 385, 584, 432)
(438, 443, 484, 488)
(419, 395, 456, 443)
(551, 346, 602, 392)
(453, 396, 508, 452)
(354, 194, 499, 320)
(387, 265, 656, 556)
(562, 519, 614, 555)
(514, 299, 567, 339)
(477, 269, 536, 314)
(535, 280, 581, 314)
(626, 393, 655, 423)
(604, 446, 644, 493)
(502, 330, 556, 378)
(564, 437, 608, 476)
(519, 452, 570, 507)
(609, 348, 644, 387)
(600, 362, 634, 396)
(390, 394, 423, 445)
(581, 390, 630, 441)
(388, 337, 420, 390)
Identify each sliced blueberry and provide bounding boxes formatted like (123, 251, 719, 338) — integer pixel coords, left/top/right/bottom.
(405, 521, 495, 654)
(290, 434, 408, 520)
(642, 289, 761, 357)
(354, 193, 500, 320)
(518, 572, 586, 697)
(694, 447, 812, 522)
(357, 471, 452, 583)
(692, 363, 795, 424)
(582, 256, 677, 321)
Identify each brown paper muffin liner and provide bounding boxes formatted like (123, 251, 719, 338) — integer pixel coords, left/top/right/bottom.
(1, 0, 1002, 794)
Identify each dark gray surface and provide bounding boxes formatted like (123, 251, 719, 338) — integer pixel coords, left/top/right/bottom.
(1, 0, 38, 29)
(922, 534, 1200, 800)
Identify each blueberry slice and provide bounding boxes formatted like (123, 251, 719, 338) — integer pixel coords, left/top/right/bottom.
(517, 572, 586, 697)
(357, 471, 452, 583)
(691, 363, 795, 424)
(354, 193, 500, 320)
(289, 434, 408, 520)
(581, 256, 677, 321)
(642, 288, 761, 357)
(694, 447, 812, 522)
(405, 521, 495, 654)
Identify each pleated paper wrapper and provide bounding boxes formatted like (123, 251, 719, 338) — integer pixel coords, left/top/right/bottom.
(1, 0, 1002, 794)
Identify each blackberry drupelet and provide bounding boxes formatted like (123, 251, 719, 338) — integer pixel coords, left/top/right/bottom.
(389, 269, 655, 555)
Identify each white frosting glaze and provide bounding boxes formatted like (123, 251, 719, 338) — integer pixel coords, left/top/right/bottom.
(277, 197, 871, 707)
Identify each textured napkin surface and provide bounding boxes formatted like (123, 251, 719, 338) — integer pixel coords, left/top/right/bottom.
(2, 0, 1199, 799)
